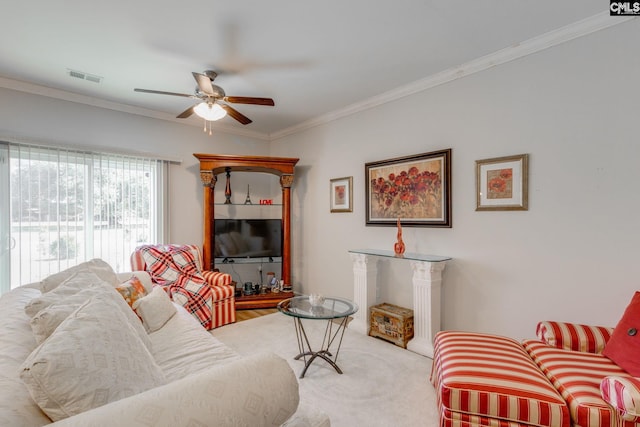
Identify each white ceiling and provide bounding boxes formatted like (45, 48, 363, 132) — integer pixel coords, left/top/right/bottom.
(0, 1, 611, 139)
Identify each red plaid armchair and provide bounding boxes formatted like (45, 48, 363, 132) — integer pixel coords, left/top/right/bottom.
(130, 244, 235, 329)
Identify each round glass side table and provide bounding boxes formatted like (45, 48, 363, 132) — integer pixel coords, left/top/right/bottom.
(278, 296, 358, 378)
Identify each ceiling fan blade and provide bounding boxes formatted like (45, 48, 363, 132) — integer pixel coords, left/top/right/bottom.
(220, 104, 252, 125)
(192, 72, 215, 96)
(134, 88, 194, 98)
(176, 105, 197, 119)
(224, 96, 275, 106)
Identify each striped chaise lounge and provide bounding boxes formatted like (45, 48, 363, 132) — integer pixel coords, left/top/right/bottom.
(431, 321, 640, 427)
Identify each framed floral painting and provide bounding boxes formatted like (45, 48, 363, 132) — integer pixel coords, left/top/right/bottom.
(365, 149, 452, 227)
(476, 154, 528, 211)
(330, 176, 353, 213)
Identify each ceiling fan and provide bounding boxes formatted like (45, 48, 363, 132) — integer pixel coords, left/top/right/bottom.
(134, 70, 274, 126)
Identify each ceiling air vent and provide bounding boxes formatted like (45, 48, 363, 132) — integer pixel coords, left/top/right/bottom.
(67, 69, 103, 84)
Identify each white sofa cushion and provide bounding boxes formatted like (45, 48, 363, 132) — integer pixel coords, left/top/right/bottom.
(40, 259, 118, 293)
(132, 286, 177, 333)
(0, 287, 52, 427)
(20, 296, 166, 422)
(48, 352, 299, 427)
(25, 271, 115, 317)
(26, 272, 152, 350)
(149, 304, 240, 382)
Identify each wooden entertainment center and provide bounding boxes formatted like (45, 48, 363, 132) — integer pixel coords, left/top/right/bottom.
(194, 153, 299, 309)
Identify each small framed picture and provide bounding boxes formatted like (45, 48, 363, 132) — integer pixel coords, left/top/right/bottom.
(476, 154, 529, 211)
(330, 176, 353, 213)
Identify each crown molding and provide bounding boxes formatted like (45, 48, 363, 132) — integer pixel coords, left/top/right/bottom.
(270, 12, 636, 140)
(1, 12, 635, 143)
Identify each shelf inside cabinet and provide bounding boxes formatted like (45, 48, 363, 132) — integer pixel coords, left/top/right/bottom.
(215, 257, 282, 265)
(235, 291, 294, 310)
(214, 203, 282, 206)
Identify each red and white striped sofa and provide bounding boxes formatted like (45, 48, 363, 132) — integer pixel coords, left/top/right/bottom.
(431, 321, 640, 427)
(131, 244, 236, 329)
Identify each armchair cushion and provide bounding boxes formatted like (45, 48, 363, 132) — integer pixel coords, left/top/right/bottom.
(602, 291, 640, 376)
(600, 376, 640, 422)
(201, 270, 234, 299)
(536, 321, 613, 354)
(524, 339, 628, 427)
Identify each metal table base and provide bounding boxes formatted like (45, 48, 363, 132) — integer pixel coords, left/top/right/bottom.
(292, 316, 350, 378)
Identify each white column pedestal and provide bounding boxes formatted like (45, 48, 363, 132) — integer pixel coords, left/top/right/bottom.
(349, 250, 448, 357)
(348, 253, 378, 335)
(406, 260, 446, 357)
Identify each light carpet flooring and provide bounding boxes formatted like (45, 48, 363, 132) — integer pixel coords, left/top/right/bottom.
(211, 312, 440, 427)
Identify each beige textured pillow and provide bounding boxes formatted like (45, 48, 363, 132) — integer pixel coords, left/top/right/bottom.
(40, 259, 118, 293)
(27, 272, 152, 350)
(20, 296, 167, 422)
(132, 286, 177, 333)
(26, 271, 105, 317)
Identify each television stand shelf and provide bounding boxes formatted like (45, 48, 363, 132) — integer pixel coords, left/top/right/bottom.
(236, 291, 294, 310)
(216, 257, 283, 265)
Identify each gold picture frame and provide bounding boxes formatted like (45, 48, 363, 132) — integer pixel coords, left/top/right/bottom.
(330, 176, 353, 213)
(476, 154, 529, 211)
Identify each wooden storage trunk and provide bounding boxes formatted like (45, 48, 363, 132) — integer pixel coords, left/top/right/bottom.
(369, 303, 414, 348)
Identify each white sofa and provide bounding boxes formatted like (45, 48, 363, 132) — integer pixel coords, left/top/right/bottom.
(0, 261, 330, 427)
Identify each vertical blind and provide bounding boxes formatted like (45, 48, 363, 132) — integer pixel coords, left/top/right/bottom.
(2, 142, 167, 291)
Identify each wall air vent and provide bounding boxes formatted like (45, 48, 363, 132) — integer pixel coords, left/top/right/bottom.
(67, 69, 103, 84)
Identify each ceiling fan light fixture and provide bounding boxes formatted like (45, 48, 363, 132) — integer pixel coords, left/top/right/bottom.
(194, 102, 227, 121)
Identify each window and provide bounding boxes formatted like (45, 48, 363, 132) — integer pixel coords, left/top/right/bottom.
(0, 142, 168, 293)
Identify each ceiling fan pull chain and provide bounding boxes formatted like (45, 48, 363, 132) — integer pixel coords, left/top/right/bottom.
(209, 120, 213, 136)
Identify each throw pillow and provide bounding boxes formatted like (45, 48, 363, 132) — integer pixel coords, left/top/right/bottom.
(20, 296, 166, 422)
(40, 259, 118, 293)
(115, 276, 148, 308)
(603, 291, 640, 376)
(27, 273, 152, 350)
(132, 286, 177, 333)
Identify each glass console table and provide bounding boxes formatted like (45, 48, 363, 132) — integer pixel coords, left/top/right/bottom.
(278, 296, 358, 378)
(348, 249, 450, 357)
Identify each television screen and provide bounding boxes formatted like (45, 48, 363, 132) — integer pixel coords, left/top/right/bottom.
(213, 219, 282, 259)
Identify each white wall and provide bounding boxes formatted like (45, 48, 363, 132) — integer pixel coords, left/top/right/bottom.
(0, 87, 268, 250)
(272, 19, 640, 340)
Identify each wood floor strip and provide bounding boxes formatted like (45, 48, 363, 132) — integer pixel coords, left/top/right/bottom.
(236, 308, 278, 322)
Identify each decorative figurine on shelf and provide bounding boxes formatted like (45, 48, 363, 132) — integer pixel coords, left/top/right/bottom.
(244, 184, 252, 204)
(224, 167, 232, 204)
(394, 217, 406, 257)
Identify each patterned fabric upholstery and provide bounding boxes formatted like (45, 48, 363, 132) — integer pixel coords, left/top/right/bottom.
(431, 331, 570, 427)
(523, 339, 637, 427)
(600, 376, 640, 422)
(130, 244, 235, 329)
(536, 321, 613, 354)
